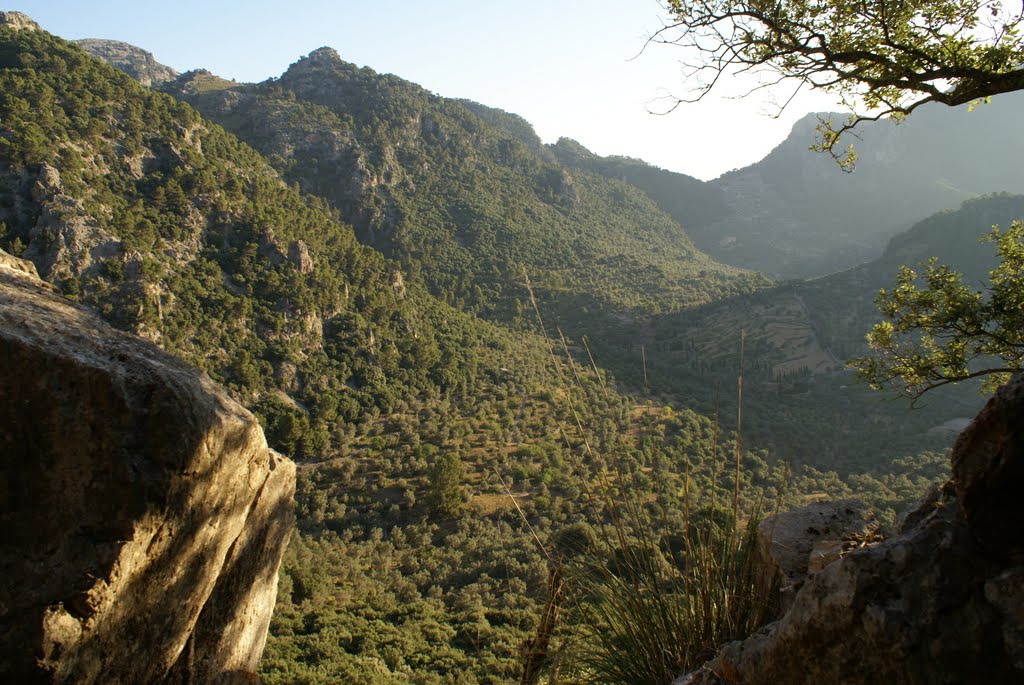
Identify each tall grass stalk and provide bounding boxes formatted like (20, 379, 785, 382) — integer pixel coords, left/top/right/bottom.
(517, 274, 775, 685)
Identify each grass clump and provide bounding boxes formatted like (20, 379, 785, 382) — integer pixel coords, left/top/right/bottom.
(514, 277, 778, 685)
(562, 499, 772, 685)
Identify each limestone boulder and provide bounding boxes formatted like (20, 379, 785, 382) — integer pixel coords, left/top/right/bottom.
(0, 250, 295, 683)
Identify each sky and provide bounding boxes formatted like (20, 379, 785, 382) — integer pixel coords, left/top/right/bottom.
(12, 0, 844, 180)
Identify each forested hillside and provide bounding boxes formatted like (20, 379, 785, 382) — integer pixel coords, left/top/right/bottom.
(633, 194, 1024, 472)
(550, 137, 730, 232)
(158, 48, 766, 325)
(5, 21, 967, 682)
(0, 25, 764, 682)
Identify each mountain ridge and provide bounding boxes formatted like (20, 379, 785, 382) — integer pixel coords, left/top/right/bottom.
(0, 18, 1002, 683)
(688, 102, 1024, 277)
(76, 38, 179, 87)
(155, 45, 767, 329)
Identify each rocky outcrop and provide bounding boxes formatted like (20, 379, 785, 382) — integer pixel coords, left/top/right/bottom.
(390, 268, 406, 299)
(76, 39, 179, 88)
(0, 248, 47, 282)
(21, 163, 123, 286)
(0, 250, 295, 683)
(0, 11, 39, 31)
(752, 500, 877, 615)
(287, 239, 314, 274)
(675, 374, 1024, 685)
(951, 372, 1024, 557)
(677, 483, 1023, 684)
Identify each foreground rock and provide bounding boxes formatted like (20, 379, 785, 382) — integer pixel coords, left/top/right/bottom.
(676, 374, 1024, 685)
(951, 372, 1024, 557)
(752, 500, 877, 616)
(0, 250, 296, 683)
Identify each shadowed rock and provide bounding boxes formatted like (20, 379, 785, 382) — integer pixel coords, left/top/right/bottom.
(675, 372, 1024, 684)
(0, 249, 295, 683)
(677, 483, 1023, 684)
(752, 500, 877, 616)
(951, 372, 1024, 557)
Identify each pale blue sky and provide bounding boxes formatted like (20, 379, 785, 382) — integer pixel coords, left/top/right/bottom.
(13, 0, 843, 179)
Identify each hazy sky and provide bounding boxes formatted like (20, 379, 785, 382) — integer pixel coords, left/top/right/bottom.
(14, 0, 843, 180)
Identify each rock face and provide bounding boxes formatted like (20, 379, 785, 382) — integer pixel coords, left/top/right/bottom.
(0, 11, 40, 31)
(676, 374, 1024, 685)
(752, 500, 877, 615)
(951, 372, 1024, 557)
(677, 483, 1024, 684)
(287, 239, 314, 274)
(76, 39, 179, 88)
(0, 250, 296, 683)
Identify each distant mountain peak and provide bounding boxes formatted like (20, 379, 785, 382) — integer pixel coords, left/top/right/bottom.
(162, 68, 237, 97)
(76, 38, 178, 88)
(0, 10, 39, 31)
(281, 47, 351, 84)
(304, 46, 343, 65)
(552, 137, 598, 161)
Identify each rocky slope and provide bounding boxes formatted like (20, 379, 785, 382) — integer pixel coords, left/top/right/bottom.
(76, 38, 178, 88)
(0, 249, 296, 683)
(158, 47, 765, 323)
(676, 374, 1024, 684)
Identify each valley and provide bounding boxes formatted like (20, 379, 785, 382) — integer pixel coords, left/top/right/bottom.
(1, 12, 1020, 683)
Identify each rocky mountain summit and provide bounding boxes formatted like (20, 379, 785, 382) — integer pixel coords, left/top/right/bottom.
(0, 10, 38, 31)
(76, 38, 178, 88)
(0, 249, 296, 683)
(677, 375, 1024, 684)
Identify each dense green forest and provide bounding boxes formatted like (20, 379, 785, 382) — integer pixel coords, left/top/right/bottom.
(2, 25, 965, 683)
(621, 194, 1024, 472)
(145, 44, 992, 474)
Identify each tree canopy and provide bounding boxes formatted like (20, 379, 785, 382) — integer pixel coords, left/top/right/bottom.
(656, 0, 1024, 166)
(851, 221, 1024, 399)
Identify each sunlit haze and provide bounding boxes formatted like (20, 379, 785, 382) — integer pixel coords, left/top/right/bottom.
(14, 0, 844, 180)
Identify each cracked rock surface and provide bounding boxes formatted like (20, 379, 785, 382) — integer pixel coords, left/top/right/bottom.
(0, 250, 295, 684)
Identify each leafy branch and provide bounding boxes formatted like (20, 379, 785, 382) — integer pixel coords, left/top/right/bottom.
(653, 0, 1024, 168)
(850, 220, 1024, 399)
